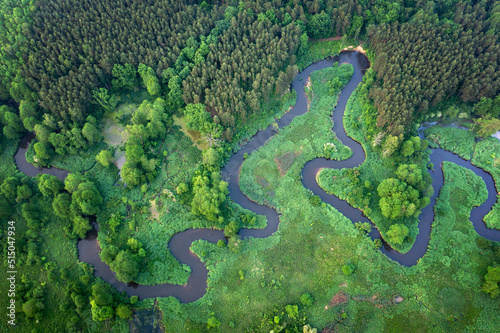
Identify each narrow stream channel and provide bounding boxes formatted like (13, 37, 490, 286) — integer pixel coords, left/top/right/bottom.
(15, 51, 500, 302)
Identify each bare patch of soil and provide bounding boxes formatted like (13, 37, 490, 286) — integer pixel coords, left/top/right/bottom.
(328, 291, 349, 308)
(149, 199, 160, 220)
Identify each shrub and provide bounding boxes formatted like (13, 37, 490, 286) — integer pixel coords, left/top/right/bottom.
(207, 316, 221, 329)
(310, 195, 321, 206)
(300, 293, 314, 306)
(342, 264, 354, 275)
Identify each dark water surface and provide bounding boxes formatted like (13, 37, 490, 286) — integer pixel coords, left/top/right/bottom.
(15, 132, 69, 180)
(15, 51, 500, 302)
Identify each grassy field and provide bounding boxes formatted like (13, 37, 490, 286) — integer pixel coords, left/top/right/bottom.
(156, 69, 500, 332)
(239, 64, 354, 208)
(425, 125, 476, 160)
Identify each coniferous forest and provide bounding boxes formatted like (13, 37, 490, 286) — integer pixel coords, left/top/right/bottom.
(1, 0, 500, 332)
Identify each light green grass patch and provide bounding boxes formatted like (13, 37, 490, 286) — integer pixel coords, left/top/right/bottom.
(424, 126, 476, 160)
(472, 138, 500, 230)
(240, 64, 353, 208)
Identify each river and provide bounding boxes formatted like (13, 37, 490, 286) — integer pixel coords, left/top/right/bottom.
(15, 51, 500, 302)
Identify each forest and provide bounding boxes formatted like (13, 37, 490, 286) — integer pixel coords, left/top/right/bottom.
(0, 0, 500, 332)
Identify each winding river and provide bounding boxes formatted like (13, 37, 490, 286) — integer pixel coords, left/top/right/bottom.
(15, 51, 500, 303)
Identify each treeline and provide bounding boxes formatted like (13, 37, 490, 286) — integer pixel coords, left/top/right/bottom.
(23, 0, 217, 120)
(368, 0, 500, 136)
(181, 9, 301, 138)
(1, 0, 307, 149)
(2, 0, 488, 152)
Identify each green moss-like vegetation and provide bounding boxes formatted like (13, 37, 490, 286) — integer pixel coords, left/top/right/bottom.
(427, 128, 500, 230)
(239, 64, 353, 208)
(2, 0, 500, 331)
(0, 138, 19, 179)
(425, 125, 476, 160)
(157, 88, 500, 333)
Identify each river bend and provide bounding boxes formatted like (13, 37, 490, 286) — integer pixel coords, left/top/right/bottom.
(15, 51, 500, 302)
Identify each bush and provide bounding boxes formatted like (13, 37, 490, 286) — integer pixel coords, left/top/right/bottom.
(386, 224, 409, 245)
(477, 238, 492, 250)
(310, 195, 321, 206)
(207, 316, 221, 329)
(300, 293, 314, 306)
(342, 264, 354, 275)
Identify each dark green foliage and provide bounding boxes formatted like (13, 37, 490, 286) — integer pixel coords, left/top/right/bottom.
(19, 100, 39, 131)
(33, 142, 51, 166)
(90, 282, 114, 321)
(100, 245, 119, 265)
(112, 63, 138, 92)
(16, 184, 32, 203)
(71, 181, 103, 215)
(1, 176, 19, 201)
(224, 220, 240, 238)
(369, 7, 500, 136)
(92, 88, 120, 114)
(300, 293, 313, 306)
(395, 164, 423, 189)
(472, 116, 500, 139)
(2, 1, 500, 332)
(110, 250, 139, 283)
(307, 12, 331, 39)
(354, 222, 372, 234)
(138, 63, 161, 96)
(0, 105, 24, 139)
(342, 264, 354, 275)
(22, 298, 44, 319)
(72, 215, 91, 239)
(474, 95, 500, 118)
(53, 193, 72, 218)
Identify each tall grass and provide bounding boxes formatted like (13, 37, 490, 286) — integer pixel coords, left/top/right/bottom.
(239, 64, 353, 208)
(424, 126, 476, 160)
